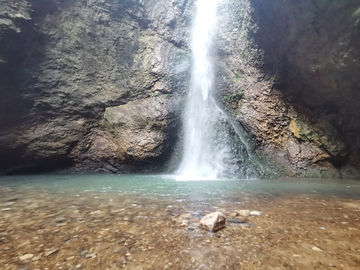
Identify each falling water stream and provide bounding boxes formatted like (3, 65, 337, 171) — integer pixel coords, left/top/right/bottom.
(177, 0, 261, 180)
(177, 0, 220, 180)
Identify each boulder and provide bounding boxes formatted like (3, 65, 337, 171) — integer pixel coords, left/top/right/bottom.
(104, 95, 176, 162)
(199, 212, 226, 232)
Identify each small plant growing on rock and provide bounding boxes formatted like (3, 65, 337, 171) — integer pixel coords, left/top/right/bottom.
(151, 92, 160, 98)
(222, 91, 245, 103)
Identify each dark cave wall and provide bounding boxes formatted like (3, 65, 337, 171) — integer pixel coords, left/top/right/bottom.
(250, 0, 360, 177)
(252, 0, 360, 126)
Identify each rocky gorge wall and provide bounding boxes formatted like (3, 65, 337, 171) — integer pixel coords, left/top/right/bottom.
(216, 0, 360, 178)
(0, 0, 192, 174)
(0, 0, 359, 178)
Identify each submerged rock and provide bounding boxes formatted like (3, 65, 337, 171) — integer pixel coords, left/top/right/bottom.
(250, 211, 262, 216)
(227, 218, 245, 224)
(239, 210, 250, 217)
(44, 248, 59, 257)
(85, 253, 97, 259)
(19, 254, 34, 261)
(312, 246, 322, 252)
(199, 212, 226, 232)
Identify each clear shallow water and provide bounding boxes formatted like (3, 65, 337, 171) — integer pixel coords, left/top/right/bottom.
(1, 175, 360, 270)
(0, 174, 359, 201)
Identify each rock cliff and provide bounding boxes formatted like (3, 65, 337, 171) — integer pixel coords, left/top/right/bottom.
(0, 0, 359, 178)
(0, 0, 191, 173)
(216, 0, 360, 178)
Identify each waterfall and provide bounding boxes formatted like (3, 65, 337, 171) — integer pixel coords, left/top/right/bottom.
(176, 0, 264, 181)
(177, 0, 221, 180)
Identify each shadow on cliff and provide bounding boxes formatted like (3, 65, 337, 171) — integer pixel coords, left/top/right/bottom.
(0, 0, 73, 174)
(248, 0, 360, 173)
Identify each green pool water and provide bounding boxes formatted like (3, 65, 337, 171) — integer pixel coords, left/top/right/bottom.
(0, 174, 359, 202)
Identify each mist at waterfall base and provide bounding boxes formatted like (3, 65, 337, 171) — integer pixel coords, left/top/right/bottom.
(176, 0, 260, 181)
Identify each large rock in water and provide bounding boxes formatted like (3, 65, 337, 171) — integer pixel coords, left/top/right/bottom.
(104, 95, 176, 162)
(200, 212, 226, 232)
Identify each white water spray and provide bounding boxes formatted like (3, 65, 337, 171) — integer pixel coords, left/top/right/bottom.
(177, 0, 222, 180)
(175, 0, 267, 181)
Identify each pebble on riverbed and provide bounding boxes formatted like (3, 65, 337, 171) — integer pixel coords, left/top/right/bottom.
(19, 254, 34, 261)
(44, 248, 59, 257)
(227, 218, 245, 224)
(312, 246, 322, 252)
(85, 252, 97, 258)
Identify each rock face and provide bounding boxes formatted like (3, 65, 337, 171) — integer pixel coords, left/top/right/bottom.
(0, 0, 191, 173)
(199, 212, 226, 232)
(0, 0, 359, 177)
(216, 0, 360, 178)
(103, 95, 177, 162)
